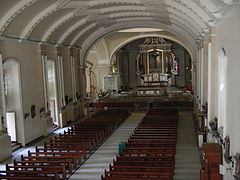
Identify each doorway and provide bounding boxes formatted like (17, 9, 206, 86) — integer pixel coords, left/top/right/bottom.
(3, 58, 24, 148)
(47, 60, 59, 128)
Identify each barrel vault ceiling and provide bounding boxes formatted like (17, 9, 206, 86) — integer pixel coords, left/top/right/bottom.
(0, 0, 236, 59)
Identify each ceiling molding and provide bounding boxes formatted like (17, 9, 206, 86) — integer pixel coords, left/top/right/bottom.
(0, 0, 228, 56)
(20, 3, 59, 39)
(0, 0, 37, 34)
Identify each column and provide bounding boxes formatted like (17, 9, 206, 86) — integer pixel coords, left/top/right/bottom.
(143, 52, 148, 74)
(89, 67, 93, 96)
(201, 35, 210, 106)
(79, 65, 87, 99)
(192, 61, 197, 96)
(56, 46, 67, 127)
(196, 46, 202, 108)
(75, 48, 81, 99)
(207, 42, 212, 123)
(207, 27, 217, 123)
(0, 44, 4, 131)
(79, 65, 88, 117)
(56, 48, 65, 108)
(38, 45, 49, 114)
(38, 44, 53, 136)
(69, 48, 77, 103)
(192, 61, 198, 114)
(200, 46, 204, 109)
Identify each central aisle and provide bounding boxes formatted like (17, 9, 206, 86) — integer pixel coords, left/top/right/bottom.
(70, 112, 146, 180)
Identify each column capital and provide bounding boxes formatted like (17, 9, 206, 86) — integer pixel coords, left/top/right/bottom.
(202, 35, 211, 44)
(210, 26, 217, 36)
(69, 48, 75, 57)
(56, 46, 64, 56)
(37, 44, 47, 55)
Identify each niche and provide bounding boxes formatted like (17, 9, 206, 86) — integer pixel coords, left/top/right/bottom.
(65, 95, 69, 105)
(31, 105, 36, 118)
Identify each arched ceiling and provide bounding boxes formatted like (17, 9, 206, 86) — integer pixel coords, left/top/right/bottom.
(86, 31, 197, 66)
(0, 0, 234, 60)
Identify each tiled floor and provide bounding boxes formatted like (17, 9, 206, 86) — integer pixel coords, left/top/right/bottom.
(69, 112, 146, 180)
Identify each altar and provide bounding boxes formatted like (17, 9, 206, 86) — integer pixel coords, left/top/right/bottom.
(136, 37, 178, 87)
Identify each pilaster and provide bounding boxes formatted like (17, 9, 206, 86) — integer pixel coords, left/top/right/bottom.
(208, 26, 218, 123)
(201, 35, 210, 107)
(79, 65, 87, 99)
(0, 42, 3, 131)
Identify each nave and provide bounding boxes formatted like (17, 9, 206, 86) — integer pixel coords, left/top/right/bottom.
(0, 104, 200, 180)
(70, 112, 145, 180)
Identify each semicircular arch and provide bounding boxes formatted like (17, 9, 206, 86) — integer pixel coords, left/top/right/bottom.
(108, 34, 194, 63)
(80, 22, 198, 65)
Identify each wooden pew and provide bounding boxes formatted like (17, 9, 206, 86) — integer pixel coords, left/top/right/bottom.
(21, 154, 78, 170)
(119, 151, 175, 158)
(113, 159, 174, 169)
(0, 169, 60, 180)
(101, 107, 178, 180)
(123, 147, 176, 154)
(6, 163, 66, 179)
(102, 170, 173, 180)
(0, 109, 130, 180)
(13, 160, 67, 177)
(109, 164, 173, 172)
(102, 176, 170, 180)
(28, 150, 84, 164)
(116, 155, 175, 164)
(0, 174, 53, 180)
(13, 159, 73, 173)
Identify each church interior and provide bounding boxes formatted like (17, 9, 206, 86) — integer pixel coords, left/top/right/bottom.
(0, 0, 239, 180)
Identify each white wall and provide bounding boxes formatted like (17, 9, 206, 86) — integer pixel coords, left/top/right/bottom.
(2, 41, 43, 145)
(3, 60, 24, 143)
(1, 40, 81, 145)
(216, 5, 240, 179)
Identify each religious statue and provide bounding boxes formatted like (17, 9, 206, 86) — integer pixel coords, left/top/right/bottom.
(234, 153, 240, 178)
(111, 59, 117, 73)
(224, 135, 232, 163)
